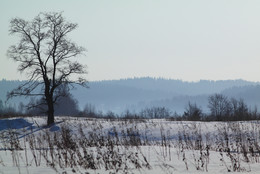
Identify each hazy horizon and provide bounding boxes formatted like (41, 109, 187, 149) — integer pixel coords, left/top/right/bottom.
(1, 76, 260, 83)
(1, 77, 260, 114)
(1, 1, 260, 82)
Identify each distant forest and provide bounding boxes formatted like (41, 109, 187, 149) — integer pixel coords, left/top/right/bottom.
(1, 77, 260, 117)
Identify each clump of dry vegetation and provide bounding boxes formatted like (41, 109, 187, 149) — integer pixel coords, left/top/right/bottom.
(1, 117, 260, 173)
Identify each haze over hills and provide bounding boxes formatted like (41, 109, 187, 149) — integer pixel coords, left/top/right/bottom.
(1, 77, 260, 114)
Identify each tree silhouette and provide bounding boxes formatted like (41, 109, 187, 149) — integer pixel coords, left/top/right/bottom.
(7, 12, 87, 125)
(183, 102, 202, 121)
(208, 94, 231, 121)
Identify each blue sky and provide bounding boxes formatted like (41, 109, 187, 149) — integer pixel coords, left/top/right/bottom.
(1, 0, 260, 82)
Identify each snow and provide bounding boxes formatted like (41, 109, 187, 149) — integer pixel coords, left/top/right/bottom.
(1, 117, 260, 173)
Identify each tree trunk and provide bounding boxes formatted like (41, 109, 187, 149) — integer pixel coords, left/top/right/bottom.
(47, 100, 54, 125)
(45, 81, 55, 126)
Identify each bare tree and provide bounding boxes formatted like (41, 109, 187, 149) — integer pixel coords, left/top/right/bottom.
(183, 102, 202, 121)
(230, 98, 249, 120)
(83, 103, 97, 117)
(7, 12, 87, 125)
(208, 94, 231, 121)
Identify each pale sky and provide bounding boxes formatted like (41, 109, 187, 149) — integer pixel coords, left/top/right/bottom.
(1, 0, 260, 82)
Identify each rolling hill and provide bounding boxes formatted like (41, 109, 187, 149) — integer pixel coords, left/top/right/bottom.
(1, 77, 260, 114)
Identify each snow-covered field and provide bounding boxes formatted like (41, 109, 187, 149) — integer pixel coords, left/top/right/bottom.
(1, 117, 260, 173)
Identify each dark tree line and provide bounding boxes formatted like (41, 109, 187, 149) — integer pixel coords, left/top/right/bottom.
(28, 92, 79, 116)
(207, 94, 257, 121)
(0, 93, 79, 117)
(1, 92, 259, 121)
(77, 94, 259, 121)
(175, 94, 258, 121)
